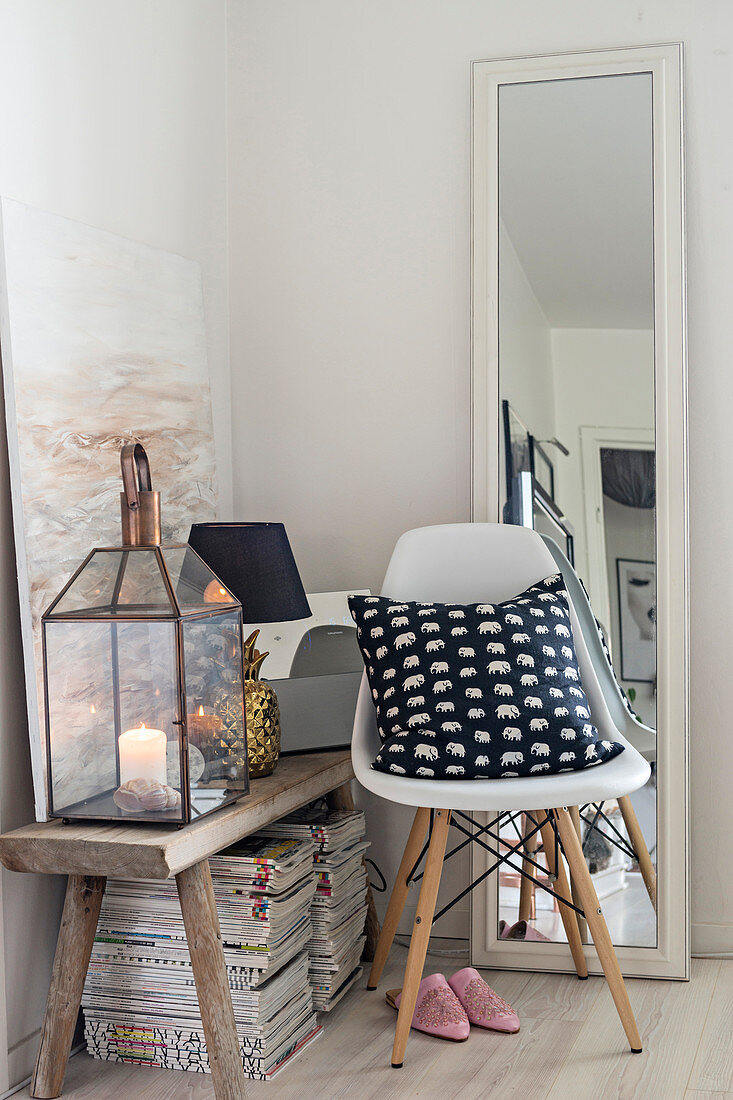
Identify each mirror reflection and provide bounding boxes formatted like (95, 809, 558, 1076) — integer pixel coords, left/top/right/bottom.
(497, 73, 657, 948)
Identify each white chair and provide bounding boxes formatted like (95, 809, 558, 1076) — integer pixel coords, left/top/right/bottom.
(352, 523, 650, 1068)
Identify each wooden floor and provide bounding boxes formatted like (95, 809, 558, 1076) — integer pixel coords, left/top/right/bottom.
(17, 947, 733, 1100)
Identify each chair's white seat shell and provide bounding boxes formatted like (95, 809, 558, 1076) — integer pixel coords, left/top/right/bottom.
(351, 523, 651, 812)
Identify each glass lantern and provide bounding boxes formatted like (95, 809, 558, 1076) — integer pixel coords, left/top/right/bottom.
(41, 445, 249, 824)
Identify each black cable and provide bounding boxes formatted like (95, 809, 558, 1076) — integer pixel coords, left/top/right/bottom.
(365, 857, 387, 893)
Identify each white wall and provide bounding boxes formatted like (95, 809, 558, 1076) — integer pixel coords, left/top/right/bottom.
(499, 221, 555, 444)
(0, 1, 229, 1089)
(228, 0, 733, 955)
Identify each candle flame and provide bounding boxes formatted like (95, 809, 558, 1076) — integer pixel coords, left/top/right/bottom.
(90, 704, 96, 714)
(203, 580, 235, 604)
(125, 723, 162, 742)
(198, 705, 205, 716)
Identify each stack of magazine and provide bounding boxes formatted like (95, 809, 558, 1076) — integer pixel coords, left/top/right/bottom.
(259, 808, 370, 1010)
(82, 836, 322, 1080)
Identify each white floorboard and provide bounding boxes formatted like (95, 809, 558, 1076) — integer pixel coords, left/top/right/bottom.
(15, 948, 732, 1099)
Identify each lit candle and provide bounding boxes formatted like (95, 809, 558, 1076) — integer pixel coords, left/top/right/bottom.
(187, 705, 222, 747)
(118, 724, 168, 785)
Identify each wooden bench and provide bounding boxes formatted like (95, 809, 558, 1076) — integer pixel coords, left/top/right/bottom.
(0, 750, 379, 1100)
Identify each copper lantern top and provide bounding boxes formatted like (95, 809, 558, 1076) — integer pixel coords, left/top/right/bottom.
(120, 442, 162, 546)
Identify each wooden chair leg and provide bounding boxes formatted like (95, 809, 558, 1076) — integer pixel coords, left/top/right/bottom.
(518, 812, 537, 923)
(367, 806, 430, 989)
(536, 813, 588, 979)
(31, 874, 106, 1100)
(326, 780, 382, 959)
(618, 793, 657, 911)
(391, 809, 451, 1069)
(569, 806, 589, 943)
(553, 807, 643, 1053)
(177, 860, 247, 1100)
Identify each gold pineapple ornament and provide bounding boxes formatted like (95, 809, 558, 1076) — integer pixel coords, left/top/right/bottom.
(242, 629, 281, 778)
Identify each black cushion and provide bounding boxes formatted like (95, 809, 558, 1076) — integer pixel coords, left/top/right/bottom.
(348, 573, 624, 780)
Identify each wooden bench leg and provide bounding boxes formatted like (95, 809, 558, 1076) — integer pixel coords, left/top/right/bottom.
(31, 873, 106, 1099)
(326, 780, 381, 961)
(177, 860, 246, 1100)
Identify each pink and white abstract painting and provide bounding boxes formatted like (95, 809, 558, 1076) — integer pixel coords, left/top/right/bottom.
(0, 198, 218, 820)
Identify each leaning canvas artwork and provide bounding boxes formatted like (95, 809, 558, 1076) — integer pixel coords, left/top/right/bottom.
(0, 199, 219, 820)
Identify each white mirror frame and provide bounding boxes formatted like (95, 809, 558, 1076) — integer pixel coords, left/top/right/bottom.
(470, 44, 688, 980)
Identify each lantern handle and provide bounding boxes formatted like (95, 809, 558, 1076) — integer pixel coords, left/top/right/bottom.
(120, 443, 153, 512)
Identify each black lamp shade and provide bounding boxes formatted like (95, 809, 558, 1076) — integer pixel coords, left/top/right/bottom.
(188, 523, 311, 624)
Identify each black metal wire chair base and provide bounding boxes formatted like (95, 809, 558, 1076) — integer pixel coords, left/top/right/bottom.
(406, 808, 586, 925)
(579, 801, 638, 863)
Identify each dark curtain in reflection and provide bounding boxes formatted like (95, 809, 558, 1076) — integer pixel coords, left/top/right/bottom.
(601, 448, 655, 509)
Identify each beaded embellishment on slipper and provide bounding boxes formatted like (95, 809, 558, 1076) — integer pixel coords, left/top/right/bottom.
(386, 973, 470, 1041)
(415, 985, 467, 1029)
(448, 967, 520, 1033)
(461, 977, 516, 1022)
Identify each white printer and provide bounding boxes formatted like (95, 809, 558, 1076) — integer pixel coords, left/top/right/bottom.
(247, 591, 369, 754)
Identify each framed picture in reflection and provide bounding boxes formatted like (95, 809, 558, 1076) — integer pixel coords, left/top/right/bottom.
(502, 400, 532, 502)
(616, 558, 656, 682)
(529, 438, 555, 501)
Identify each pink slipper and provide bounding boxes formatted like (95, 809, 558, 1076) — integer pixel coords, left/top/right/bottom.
(448, 967, 520, 1033)
(386, 973, 470, 1041)
(499, 919, 551, 942)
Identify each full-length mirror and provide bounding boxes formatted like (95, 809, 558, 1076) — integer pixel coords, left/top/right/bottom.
(499, 72, 656, 949)
(471, 46, 687, 979)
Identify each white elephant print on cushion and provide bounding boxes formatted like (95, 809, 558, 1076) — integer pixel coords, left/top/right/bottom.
(348, 574, 623, 780)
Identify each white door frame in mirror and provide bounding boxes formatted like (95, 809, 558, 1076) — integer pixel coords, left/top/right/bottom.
(580, 426, 656, 640)
(470, 44, 688, 980)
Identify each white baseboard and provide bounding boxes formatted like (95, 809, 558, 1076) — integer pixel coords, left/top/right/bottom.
(692, 921, 733, 955)
(1, 1040, 84, 1100)
(4, 1029, 39, 1098)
